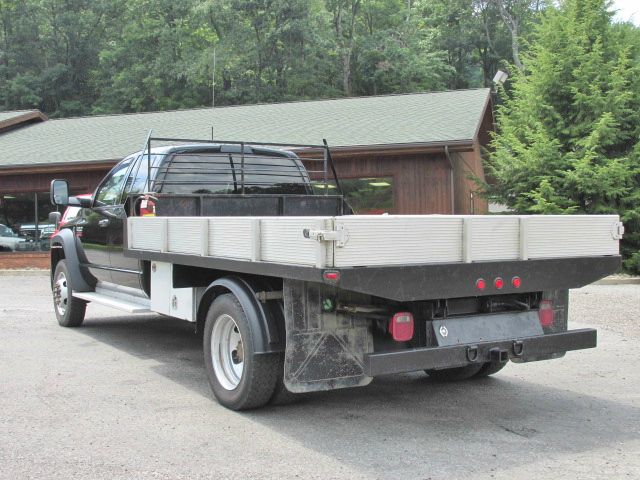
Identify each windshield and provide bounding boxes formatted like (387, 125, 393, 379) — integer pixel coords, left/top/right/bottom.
(0, 225, 17, 237)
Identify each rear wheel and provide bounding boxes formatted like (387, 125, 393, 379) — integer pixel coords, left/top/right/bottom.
(269, 356, 302, 406)
(52, 260, 86, 327)
(203, 293, 279, 410)
(425, 363, 484, 382)
(473, 360, 508, 378)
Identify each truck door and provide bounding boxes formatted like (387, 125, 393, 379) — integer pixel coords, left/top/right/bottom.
(83, 158, 133, 283)
(109, 153, 156, 289)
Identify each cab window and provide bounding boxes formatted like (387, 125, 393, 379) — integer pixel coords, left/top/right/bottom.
(124, 154, 161, 198)
(94, 159, 133, 206)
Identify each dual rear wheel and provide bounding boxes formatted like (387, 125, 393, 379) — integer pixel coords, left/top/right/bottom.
(425, 360, 507, 381)
(203, 293, 295, 410)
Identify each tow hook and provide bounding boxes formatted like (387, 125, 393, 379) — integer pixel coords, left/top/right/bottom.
(466, 345, 479, 362)
(512, 340, 524, 357)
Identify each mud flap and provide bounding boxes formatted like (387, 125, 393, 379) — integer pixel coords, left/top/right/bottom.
(283, 279, 374, 393)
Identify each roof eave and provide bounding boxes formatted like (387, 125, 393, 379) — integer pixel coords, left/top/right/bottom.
(0, 139, 478, 172)
(0, 158, 118, 175)
(0, 111, 48, 134)
(296, 139, 476, 158)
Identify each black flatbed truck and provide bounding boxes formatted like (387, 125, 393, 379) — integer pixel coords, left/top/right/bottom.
(48, 136, 622, 410)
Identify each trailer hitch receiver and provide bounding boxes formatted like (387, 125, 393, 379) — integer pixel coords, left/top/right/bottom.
(490, 347, 509, 363)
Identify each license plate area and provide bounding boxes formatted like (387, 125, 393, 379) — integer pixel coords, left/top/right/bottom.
(432, 311, 543, 347)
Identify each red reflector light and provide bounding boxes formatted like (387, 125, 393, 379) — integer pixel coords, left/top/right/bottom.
(512, 276, 521, 288)
(323, 271, 340, 282)
(494, 277, 504, 289)
(476, 278, 486, 290)
(539, 300, 554, 327)
(389, 312, 414, 342)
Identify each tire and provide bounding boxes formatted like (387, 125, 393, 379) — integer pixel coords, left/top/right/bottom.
(473, 360, 508, 378)
(425, 363, 484, 382)
(269, 355, 302, 406)
(52, 260, 87, 327)
(203, 293, 280, 410)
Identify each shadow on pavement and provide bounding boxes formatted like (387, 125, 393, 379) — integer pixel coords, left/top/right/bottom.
(77, 314, 640, 478)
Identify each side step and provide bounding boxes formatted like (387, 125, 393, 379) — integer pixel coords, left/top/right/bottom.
(73, 284, 151, 314)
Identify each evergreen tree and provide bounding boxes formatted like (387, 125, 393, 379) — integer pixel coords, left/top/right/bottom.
(487, 0, 640, 273)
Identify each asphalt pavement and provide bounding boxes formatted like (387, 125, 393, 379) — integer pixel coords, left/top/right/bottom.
(1, 275, 638, 479)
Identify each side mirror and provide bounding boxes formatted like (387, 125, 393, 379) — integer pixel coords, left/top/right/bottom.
(50, 179, 69, 206)
(48, 211, 62, 228)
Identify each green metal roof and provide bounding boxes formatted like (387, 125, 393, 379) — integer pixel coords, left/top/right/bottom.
(0, 89, 490, 168)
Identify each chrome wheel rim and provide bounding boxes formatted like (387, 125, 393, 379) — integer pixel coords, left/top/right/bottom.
(211, 314, 244, 390)
(54, 271, 69, 316)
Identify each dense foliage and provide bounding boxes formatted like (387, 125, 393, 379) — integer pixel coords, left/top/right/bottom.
(0, 0, 543, 116)
(486, 0, 640, 272)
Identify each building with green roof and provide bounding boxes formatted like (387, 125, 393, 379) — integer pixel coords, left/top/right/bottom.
(0, 88, 493, 254)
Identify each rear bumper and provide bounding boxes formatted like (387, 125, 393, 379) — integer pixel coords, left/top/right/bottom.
(364, 328, 597, 376)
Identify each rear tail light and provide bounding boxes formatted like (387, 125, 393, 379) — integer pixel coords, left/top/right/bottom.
(494, 277, 504, 289)
(476, 278, 486, 290)
(539, 300, 554, 327)
(512, 276, 521, 288)
(389, 312, 414, 342)
(323, 271, 340, 282)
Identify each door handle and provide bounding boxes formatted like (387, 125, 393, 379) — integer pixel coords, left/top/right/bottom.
(98, 219, 110, 228)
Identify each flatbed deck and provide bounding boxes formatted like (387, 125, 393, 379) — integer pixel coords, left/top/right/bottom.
(125, 213, 622, 301)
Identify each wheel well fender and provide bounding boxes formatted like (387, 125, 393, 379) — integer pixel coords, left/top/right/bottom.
(50, 229, 95, 292)
(197, 275, 284, 354)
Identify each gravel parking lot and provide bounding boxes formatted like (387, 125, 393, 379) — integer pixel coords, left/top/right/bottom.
(1, 274, 638, 480)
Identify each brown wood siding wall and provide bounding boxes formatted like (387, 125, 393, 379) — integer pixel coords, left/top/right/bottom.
(0, 169, 109, 195)
(328, 152, 454, 214)
(452, 147, 488, 215)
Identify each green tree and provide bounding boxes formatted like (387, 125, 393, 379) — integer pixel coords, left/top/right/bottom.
(0, 0, 544, 116)
(486, 0, 640, 272)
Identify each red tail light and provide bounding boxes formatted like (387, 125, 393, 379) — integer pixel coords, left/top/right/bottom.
(323, 271, 340, 282)
(494, 277, 504, 289)
(476, 278, 486, 290)
(539, 300, 554, 327)
(389, 312, 414, 342)
(512, 276, 521, 288)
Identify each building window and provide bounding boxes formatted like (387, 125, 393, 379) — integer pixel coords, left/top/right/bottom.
(0, 192, 56, 252)
(340, 177, 394, 214)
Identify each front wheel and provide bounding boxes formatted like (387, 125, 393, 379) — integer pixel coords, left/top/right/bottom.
(52, 260, 86, 327)
(203, 293, 280, 410)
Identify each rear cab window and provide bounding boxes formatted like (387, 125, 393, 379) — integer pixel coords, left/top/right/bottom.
(155, 149, 310, 195)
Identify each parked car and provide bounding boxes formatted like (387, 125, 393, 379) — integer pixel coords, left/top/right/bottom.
(0, 224, 27, 251)
(19, 223, 56, 240)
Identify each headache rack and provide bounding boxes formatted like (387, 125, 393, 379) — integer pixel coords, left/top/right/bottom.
(139, 132, 344, 197)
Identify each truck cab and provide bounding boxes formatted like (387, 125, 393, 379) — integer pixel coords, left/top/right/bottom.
(56, 143, 313, 292)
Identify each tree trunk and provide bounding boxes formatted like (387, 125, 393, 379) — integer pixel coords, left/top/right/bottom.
(493, 0, 524, 71)
(333, 0, 360, 96)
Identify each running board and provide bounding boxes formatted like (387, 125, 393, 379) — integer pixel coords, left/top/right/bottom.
(73, 290, 151, 314)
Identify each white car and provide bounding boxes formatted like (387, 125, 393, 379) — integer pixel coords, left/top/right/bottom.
(0, 224, 27, 251)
